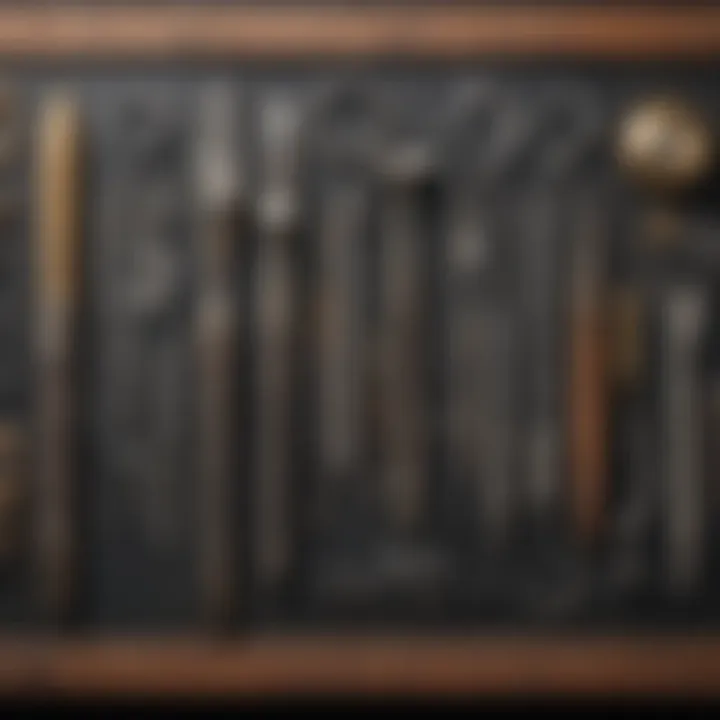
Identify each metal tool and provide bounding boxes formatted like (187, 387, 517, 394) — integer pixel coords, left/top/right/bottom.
(661, 282, 707, 596)
(104, 99, 187, 549)
(35, 91, 83, 624)
(377, 135, 433, 535)
(613, 95, 715, 596)
(318, 181, 366, 503)
(520, 187, 565, 529)
(475, 307, 516, 550)
(522, 87, 603, 528)
(195, 83, 244, 628)
(446, 184, 491, 529)
(255, 93, 303, 594)
(606, 284, 655, 590)
(444, 84, 528, 549)
(314, 86, 374, 524)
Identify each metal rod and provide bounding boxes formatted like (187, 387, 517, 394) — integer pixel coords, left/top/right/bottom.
(196, 83, 243, 628)
(446, 185, 513, 548)
(378, 143, 432, 535)
(318, 179, 365, 498)
(522, 184, 562, 524)
(662, 282, 707, 596)
(255, 93, 302, 594)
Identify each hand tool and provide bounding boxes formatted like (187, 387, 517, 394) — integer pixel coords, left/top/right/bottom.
(568, 188, 609, 546)
(661, 282, 707, 596)
(444, 83, 524, 550)
(104, 98, 189, 550)
(313, 85, 374, 524)
(614, 94, 715, 597)
(196, 82, 245, 628)
(377, 133, 433, 536)
(35, 90, 84, 624)
(255, 93, 303, 594)
(522, 86, 603, 532)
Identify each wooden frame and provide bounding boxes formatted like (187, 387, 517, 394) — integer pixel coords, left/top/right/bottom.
(2, 1, 720, 700)
(0, 6, 716, 58)
(1, 637, 720, 698)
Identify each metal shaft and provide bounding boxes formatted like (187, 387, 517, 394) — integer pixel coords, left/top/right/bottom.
(255, 94, 301, 593)
(378, 150, 429, 534)
(446, 185, 513, 547)
(522, 186, 562, 524)
(318, 179, 365, 496)
(196, 84, 243, 628)
(662, 283, 707, 596)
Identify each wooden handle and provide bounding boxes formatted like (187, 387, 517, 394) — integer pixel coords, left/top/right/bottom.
(568, 213, 607, 546)
(0, 421, 25, 562)
(35, 91, 83, 625)
(569, 284, 607, 545)
(37, 94, 82, 312)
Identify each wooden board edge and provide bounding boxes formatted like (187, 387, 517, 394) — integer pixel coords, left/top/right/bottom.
(1, 637, 720, 697)
(0, 7, 717, 58)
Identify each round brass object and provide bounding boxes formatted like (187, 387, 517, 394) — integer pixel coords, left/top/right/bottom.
(615, 97, 715, 195)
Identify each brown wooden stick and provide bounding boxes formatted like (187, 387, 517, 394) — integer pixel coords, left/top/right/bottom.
(35, 91, 83, 625)
(568, 200, 607, 546)
(0, 421, 25, 563)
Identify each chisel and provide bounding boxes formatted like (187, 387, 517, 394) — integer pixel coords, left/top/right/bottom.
(378, 139, 433, 535)
(444, 85, 527, 549)
(255, 93, 302, 594)
(196, 83, 244, 628)
(318, 178, 366, 505)
(661, 282, 707, 596)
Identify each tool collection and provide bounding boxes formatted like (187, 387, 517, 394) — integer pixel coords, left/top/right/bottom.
(0, 76, 719, 628)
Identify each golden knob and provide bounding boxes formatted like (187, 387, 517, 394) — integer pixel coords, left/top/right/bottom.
(615, 97, 715, 195)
